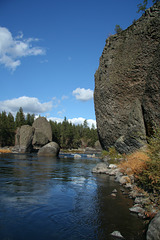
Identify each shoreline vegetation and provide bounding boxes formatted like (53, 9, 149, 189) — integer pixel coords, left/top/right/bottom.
(105, 128, 160, 197)
(0, 148, 12, 153)
(99, 148, 160, 217)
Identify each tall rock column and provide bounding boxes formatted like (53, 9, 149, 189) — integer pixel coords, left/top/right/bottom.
(32, 117, 52, 150)
(94, 3, 160, 153)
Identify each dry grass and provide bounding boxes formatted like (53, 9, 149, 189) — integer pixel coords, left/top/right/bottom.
(0, 149, 11, 153)
(118, 151, 150, 176)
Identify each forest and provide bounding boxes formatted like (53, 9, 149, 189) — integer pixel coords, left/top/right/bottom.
(0, 108, 98, 149)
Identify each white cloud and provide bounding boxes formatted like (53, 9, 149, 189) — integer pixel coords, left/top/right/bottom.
(52, 97, 61, 108)
(61, 95, 69, 100)
(0, 26, 45, 71)
(48, 117, 64, 124)
(0, 96, 52, 115)
(72, 88, 93, 101)
(68, 117, 96, 128)
(48, 116, 96, 128)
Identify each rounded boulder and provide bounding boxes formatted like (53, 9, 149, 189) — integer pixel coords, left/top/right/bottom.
(38, 142, 60, 157)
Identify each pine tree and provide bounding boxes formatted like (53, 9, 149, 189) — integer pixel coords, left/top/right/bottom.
(0, 111, 9, 146)
(115, 25, 123, 34)
(7, 112, 15, 146)
(26, 113, 35, 126)
(137, 0, 159, 13)
(15, 107, 26, 127)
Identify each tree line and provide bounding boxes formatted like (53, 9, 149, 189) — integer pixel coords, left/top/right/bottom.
(0, 108, 35, 147)
(0, 108, 98, 149)
(50, 117, 98, 149)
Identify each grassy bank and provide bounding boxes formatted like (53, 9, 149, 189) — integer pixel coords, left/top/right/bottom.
(0, 149, 12, 153)
(101, 126, 160, 210)
(119, 127, 160, 195)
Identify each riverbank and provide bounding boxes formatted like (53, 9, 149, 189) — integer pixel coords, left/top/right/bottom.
(92, 161, 160, 217)
(92, 158, 160, 239)
(0, 148, 12, 153)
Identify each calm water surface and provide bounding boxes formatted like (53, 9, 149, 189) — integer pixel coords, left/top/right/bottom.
(0, 153, 146, 240)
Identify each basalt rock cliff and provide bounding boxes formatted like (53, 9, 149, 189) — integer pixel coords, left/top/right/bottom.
(94, 3, 160, 153)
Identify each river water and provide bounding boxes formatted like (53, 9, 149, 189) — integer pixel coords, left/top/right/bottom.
(0, 153, 146, 240)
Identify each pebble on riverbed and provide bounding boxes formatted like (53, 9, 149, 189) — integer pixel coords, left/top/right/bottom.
(112, 189, 118, 193)
(110, 231, 125, 239)
(111, 193, 117, 197)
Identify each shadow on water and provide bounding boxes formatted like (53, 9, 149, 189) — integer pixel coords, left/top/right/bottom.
(0, 153, 146, 240)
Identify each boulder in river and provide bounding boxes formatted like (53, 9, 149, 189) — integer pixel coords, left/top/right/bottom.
(38, 142, 60, 157)
(14, 117, 53, 153)
(13, 125, 35, 153)
(74, 154, 81, 159)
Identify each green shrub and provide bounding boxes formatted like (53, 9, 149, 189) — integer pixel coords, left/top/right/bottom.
(101, 147, 122, 163)
(114, 25, 123, 34)
(137, 126, 160, 194)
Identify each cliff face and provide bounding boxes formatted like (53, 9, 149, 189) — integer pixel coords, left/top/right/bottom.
(94, 3, 160, 153)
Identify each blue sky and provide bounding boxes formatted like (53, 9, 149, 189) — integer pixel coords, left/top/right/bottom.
(0, 0, 154, 127)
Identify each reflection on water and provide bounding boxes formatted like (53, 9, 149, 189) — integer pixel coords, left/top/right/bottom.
(0, 153, 145, 240)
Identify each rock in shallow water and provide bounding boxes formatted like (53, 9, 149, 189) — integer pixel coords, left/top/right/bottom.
(38, 142, 60, 157)
(110, 231, 125, 239)
(92, 163, 109, 174)
(129, 205, 145, 215)
(74, 154, 81, 159)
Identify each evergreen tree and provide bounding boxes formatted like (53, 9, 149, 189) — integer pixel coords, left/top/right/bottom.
(0, 108, 99, 149)
(83, 119, 88, 129)
(50, 118, 98, 149)
(15, 107, 26, 127)
(26, 113, 35, 126)
(7, 112, 15, 146)
(137, 0, 159, 13)
(0, 111, 8, 146)
(115, 25, 123, 34)
(50, 121, 61, 145)
(0, 111, 15, 146)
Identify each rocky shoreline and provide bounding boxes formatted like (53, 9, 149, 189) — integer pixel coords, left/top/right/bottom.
(92, 161, 160, 240)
